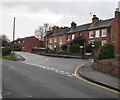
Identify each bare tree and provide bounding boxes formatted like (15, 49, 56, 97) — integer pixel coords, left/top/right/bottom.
(34, 26, 44, 41)
(34, 23, 50, 41)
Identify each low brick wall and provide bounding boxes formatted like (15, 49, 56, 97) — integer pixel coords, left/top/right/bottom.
(92, 60, 120, 77)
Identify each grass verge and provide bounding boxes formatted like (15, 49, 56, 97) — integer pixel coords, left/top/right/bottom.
(2, 54, 17, 61)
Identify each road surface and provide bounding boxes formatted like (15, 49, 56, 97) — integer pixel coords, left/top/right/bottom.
(2, 52, 119, 98)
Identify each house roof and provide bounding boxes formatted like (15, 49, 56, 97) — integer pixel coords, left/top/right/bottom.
(49, 18, 114, 36)
(50, 28, 70, 37)
(11, 36, 40, 43)
(88, 18, 114, 30)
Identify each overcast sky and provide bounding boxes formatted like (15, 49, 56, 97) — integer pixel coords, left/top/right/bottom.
(0, 0, 119, 41)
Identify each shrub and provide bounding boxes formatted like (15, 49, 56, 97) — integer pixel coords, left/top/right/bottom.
(98, 43, 114, 60)
(61, 44, 68, 51)
(2, 47, 11, 56)
(85, 44, 92, 53)
(69, 44, 80, 53)
(14, 48, 21, 51)
(72, 36, 85, 45)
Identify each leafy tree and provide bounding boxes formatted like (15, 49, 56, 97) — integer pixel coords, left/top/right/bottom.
(72, 36, 85, 46)
(85, 44, 92, 53)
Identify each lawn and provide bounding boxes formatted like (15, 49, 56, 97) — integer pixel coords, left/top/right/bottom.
(2, 54, 17, 61)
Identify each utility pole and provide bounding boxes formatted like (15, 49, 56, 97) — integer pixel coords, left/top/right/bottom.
(12, 17, 15, 54)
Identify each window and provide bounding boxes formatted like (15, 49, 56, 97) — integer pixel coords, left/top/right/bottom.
(101, 40, 106, 45)
(23, 41, 25, 43)
(67, 35, 70, 41)
(18, 41, 20, 44)
(79, 33, 82, 36)
(49, 44, 52, 49)
(60, 36, 62, 42)
(95, 30, 100, 38)
(72, 34, 75, 40)
(54, 45, 56, 48)
(102, 29, 107, 37)
(88, 40, 95, 44)
(50, 38, 52, 43)
(89, 31, 94, 38)
(54, 37, 57, 42)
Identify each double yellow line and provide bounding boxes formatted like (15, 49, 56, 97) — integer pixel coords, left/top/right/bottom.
(74, 64, 120, 94)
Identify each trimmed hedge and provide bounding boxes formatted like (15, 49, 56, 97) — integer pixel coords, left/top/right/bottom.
(61, 44, 68, 51)
(69, 44, 80, 53)
(2, 47, 11, 56)
(98, 44, 114, 60)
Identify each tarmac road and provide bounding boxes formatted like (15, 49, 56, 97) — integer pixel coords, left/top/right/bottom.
(2, 54, 119, 98)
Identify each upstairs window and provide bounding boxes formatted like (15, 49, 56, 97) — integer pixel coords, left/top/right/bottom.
(18, 41, 21, 44)
(79, 33, 82, 36)
(89, 31, 94, 38)
(54, 37, 57, 42)
(72, 34, 75, 40)
(95, 30, 100, 38)
(67, 35, 70, 41)
(50, 38, 52, 43)
(102, 29, 107, 37)
(60, 36, 62, 42)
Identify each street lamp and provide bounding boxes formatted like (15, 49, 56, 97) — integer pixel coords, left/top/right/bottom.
(80, 43, 85, 59)
(91, 44, 95, 62)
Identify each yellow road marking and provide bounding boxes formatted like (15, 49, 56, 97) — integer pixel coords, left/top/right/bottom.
(74, 64, 120, 94)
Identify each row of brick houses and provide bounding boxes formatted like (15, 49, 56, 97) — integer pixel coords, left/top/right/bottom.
(11, 36, 43, 52)
(44, 9, 120, 57)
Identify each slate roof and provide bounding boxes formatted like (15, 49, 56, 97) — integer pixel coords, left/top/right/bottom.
(50, 28, 70, 37)
(88, 18, 114, 30)
(49, 18, 115, 37)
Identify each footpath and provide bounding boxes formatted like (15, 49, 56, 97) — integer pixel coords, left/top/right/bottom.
(77, 63, 120, 92)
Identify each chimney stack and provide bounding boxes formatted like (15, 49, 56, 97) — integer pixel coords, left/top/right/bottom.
(71, 21, 77, 29)
(92, 15, 99, 23)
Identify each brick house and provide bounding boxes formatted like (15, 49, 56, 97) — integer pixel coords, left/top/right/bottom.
(44, 9, 120, 57)
(11, 36, 43, 52)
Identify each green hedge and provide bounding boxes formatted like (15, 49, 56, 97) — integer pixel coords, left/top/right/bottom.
(61, 44, 68, 51)
(2, 47, 11, 56)
(98, 44, 114, 60)
(69, 44, 80, 53)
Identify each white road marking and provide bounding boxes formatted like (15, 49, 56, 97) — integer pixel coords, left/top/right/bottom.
(9, 66, 16, 68)
(26, 94, 32, 98)
(22, 62, 74, 77)
(50, 68, 55, 71)
(0, 94, 2, 99)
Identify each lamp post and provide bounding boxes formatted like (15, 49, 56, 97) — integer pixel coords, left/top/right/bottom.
(80, 43, 85, 59)
(91, 44, 95, 62)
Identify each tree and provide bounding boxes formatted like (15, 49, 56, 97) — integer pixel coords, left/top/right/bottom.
(0, 34, 10, 47)
(72, 36, 85, 46)
(61, 44, 68, 51)
(34, 23, 50, 41)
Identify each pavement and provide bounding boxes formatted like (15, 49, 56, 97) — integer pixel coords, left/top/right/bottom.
(77, 63, 120, 92)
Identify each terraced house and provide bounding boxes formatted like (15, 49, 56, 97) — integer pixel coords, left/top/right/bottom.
(44, 9, 120, 57)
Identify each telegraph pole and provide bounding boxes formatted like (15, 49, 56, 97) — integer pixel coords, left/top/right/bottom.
(12, 17, 15, 54)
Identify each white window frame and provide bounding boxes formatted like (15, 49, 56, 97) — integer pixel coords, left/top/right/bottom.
(60, 36, 62, 43)
(89, 31, 94, 38)
(79, 33, 82, 36)
(49, 44, 52, 49)
(49, 38, 52, 43)
(72, 34, 75, 40)
(102, 29, 107, 37)
(88, 40, 95, 44)
(54, 45, 56, 48)
(101, 40, 106, 45)
(67, 35, 70, 41)
(18, 41, 20, 44)
(54, 37, 57, 42)
(23, 41, 25, 43)
(95, 30, 100, 38)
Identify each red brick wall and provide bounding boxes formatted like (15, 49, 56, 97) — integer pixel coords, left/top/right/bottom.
(13, 36, 43, 52)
